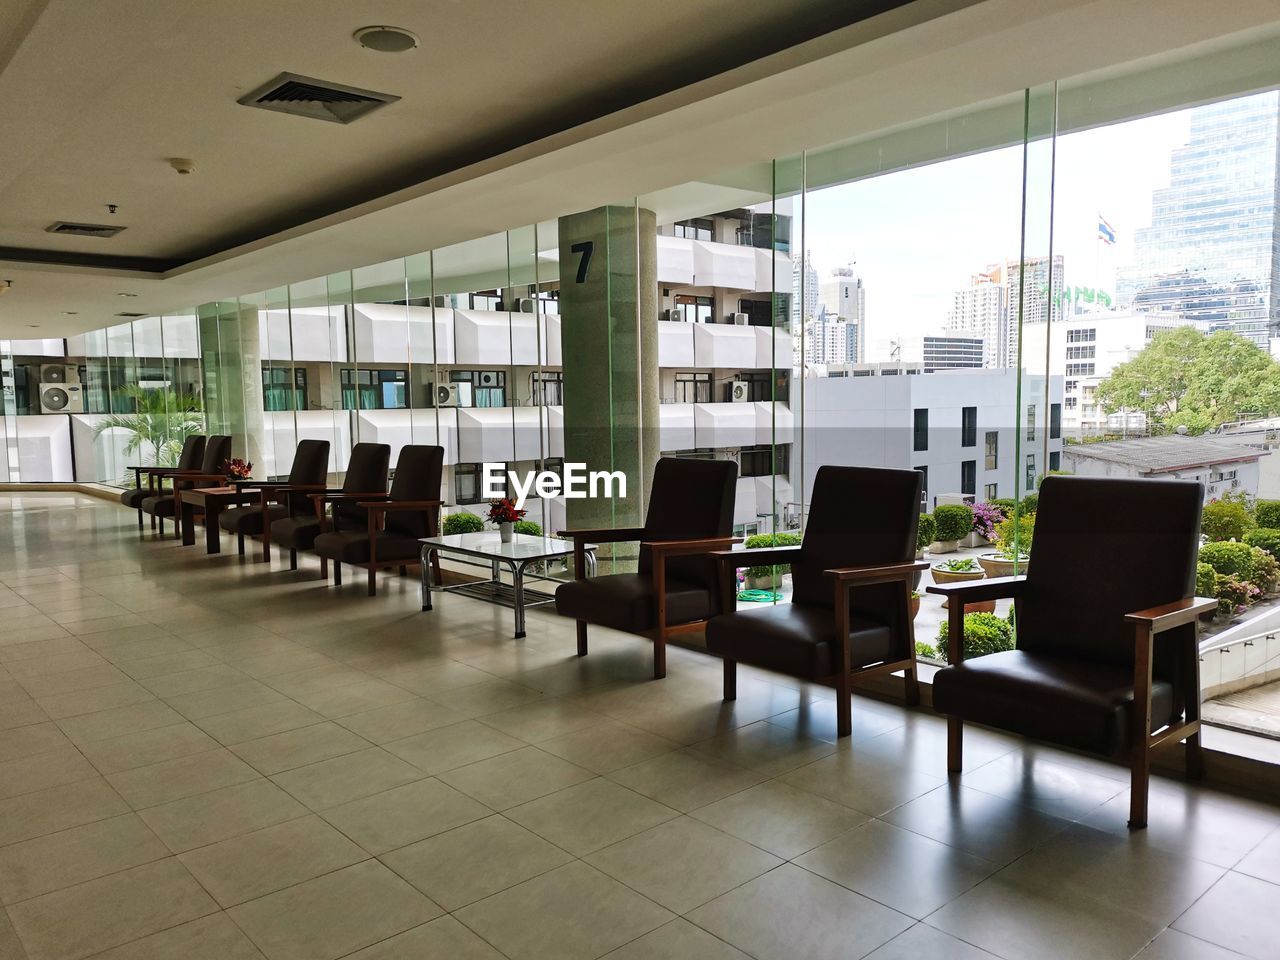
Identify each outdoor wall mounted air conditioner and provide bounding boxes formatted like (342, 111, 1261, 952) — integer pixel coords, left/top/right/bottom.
(478, 371, 500, 388)
(511, 298, 536, 313)
(731, 313, 749, 325)
(39, 382, 84, 414)
(432, 295, 450, 309)
(39, 364, 79, 383)
(730, 380, 751, 402)
(669, 308, 683, 322)
(436, 384, 462, 407)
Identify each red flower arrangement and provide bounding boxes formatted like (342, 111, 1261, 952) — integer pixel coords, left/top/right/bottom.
(486, 498, 526, 524)
(223, 458, 253, 481)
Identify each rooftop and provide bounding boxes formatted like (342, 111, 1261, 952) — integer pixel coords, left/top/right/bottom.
(1063, 434, 1266, 473)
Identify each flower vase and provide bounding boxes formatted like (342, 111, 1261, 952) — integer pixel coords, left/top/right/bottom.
(499, 522, 513, 543)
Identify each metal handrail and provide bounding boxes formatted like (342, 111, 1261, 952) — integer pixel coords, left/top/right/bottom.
(1200, 628, 1277, 656)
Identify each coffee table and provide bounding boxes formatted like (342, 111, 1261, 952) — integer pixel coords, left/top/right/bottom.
(180, 486, 256, 554)
(419, 532, 596, 638)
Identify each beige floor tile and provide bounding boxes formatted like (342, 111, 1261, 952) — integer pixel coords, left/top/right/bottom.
(193, 700, 325, 746)
(431, 679, 547, 718)
(0, 636, 84, 663)
(1235, 825, 1280, 886)
(37, 682, 155, 721)
(263, 663, 369, 698)
(178, 814, 366, 906)
(0, 747, 100, 800)
(586, 816, 781, 914)
(385, 720, 525, 775)
(117, 649, 219, 681)
(6, 650, 108, 680)
(231, 649, 337, 679)
(794, 819, 996, 919)
(290, 678, 418, 719)
(137, 664, 250, 698)
(84, 913, 265, 960)
(608, 748, 767, 812)
(455, 861, 673, 960)
(320, 778, 490, 855)
(687, 863, 911, 960)
(229, 860, 440, 960)
(1172, 870, 1280, 960)
(479, 698, 607, 744)
(863, 923, 1002, 960)
(438, 746, 595, 811)
(96, 637, 195, 665)
(381, 815, 572, 910)
(57, 700, 185, 745)
(929, 875, 1163, 960)
(343, 915, 504, 959)
(539, 720, 679, 774)
(0, 908, 26, 960)
(600, 918, 752, 959)
(106, 748, 259, 808)
(691, 781, 867, 859)
(271, 747, 423, 810)
(962, 752, 1127, 820)
(0, 722, 70, 763)
(375, 660, 494, 696)
(1131, 929, 1249, 960)
(0, 698, 50, 732)
(336, 698, 467, 744)
(138, 779, 308, 853)
(780, 745, 947, 817)
(230, 721, 370, 775)
(163, 680, 287, 720)
(688, 718, 838, 778)
(16, 664, 129, 700)
(507, 778, 677, 857)
(7, 858, 217, 960)
(0, 813, 169, 905)
(0, 777, 129, 847)
(77, 723, 218, 776)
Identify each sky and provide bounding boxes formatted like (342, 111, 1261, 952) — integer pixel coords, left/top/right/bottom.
(800, 109, 1193, 360)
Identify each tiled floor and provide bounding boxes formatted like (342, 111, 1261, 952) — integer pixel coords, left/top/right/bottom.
(1, 493, 1280, 960)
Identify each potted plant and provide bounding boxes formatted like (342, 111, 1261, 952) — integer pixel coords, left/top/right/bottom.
(965, 501, 1002, 548)
(222, 457, 253, 483)
(742, 532, 802, 590)
(486, 499, 526, 542)
(977, 511, 1034, 578)
(915, 514, 937, 560)
(909, 590, 921, 620)
(930, 556, 993, 613)
(931, 504, 974, 554)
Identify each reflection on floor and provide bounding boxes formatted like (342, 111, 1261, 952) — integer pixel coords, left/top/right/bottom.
(2, 492, 1280, 960)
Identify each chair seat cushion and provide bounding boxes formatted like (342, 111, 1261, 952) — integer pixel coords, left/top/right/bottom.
(121, 488, 149, 509)
(932, 649, 1177, 758)
(313, 531, 421, 565)
(140, 495, 177, 518)
(555, 572, 712, 634)
(218, 504, 286, 535)
(705, 603, 893, 681)
(269, 516, 323, 550)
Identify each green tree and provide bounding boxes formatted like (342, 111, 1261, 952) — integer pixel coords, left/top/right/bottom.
(1095, 327, 1280, 434)
(93, 385, 204, 475)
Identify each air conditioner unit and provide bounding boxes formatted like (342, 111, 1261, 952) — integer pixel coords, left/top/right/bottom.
(436, 384, 462, 407)
(40, 382, 84, 414)
(512, 298, 536, 313)
(39, 364, 78, 383)
(731, 313, 749, 326)
(432, 295, 450, 309)
(478, 371, 500, 388)
(730, 381, 751, 403)
(668, 308, 683, 322)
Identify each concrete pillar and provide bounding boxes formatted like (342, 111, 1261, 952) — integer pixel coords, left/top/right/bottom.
(557, 205, 659, 536)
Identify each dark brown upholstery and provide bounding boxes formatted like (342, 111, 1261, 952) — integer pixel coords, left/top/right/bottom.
(121, 435, 204, 509)
(555, 456, 738, 630)
(218, 440, 330, 536)
(270, 442, 389, 551)
(313, 445, 443, 566)
(705, 465, 920, 682)
(141, 435, 231, 519)
(932, 476, 1203, 760)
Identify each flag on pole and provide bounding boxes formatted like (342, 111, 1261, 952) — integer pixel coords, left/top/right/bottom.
(1097, 214, 1116, 245)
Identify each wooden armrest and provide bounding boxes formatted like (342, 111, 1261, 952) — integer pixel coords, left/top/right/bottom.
(558, 526, 645, 543)
(1126, 597, 1216, 633)
(305, 490, 378, 503)
(826, 559, 929, 584)
(926, 575, 1027, 602)
(362, 500, 442, 510)
(711, 545, 802, 568)
(647, 536, 739, 557)
(235, 479, 305, 489)
(175, 472, 229, 483)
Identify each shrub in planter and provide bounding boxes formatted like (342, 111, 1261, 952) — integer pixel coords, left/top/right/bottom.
(1019, 492, 1038, 515)
(1201, 494, 1255, 542)
(742, 532, 803, 580)
(1214, 574, 1259, 617)
(932, 504, 974, 544)
(971, 502, 1003, 542)
(916, 513, 937, 553)
(993, 512, 1034, 560)
(1256, 501, 1280, 530)
(935, 611, 1014, 661)
(1244, 528, 1280, 562)
(512, 520, 543, 536)
(1196, 562, 1217, 600)
(989, 498, 1017, 519)
(442, 511, 484, 536)
(1199, 541, 1270, 585)
(915, 640, 940, 661)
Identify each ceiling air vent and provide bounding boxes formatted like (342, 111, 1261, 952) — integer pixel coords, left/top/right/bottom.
(46, 221, 126, 239)
(237, 72, 399, 124)
(114, 311, 147, 318)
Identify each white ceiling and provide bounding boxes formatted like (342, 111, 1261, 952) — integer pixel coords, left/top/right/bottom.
(1, 0, 1278, 337)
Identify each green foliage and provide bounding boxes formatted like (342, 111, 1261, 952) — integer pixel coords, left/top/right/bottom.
(1255, 501, 1280, 529)
(1213, 575, 1258, 617)
(937, 558, 981, 573)
(1198, 540, 1275, 589)
(935, 612, 1015, 661)
(442, 511, 484, 535)
(915, 641, 940, 661)
(512, 520, 543, 536)
(989, 498, 1017, 518)
(1019, 493, 1038, 514)
(742, 532, 803, 579)
(1196, 562, 1217, 599)
(1095, 327, 1280, 433)
(916, 513, 937, 552)
(994, 512, 1034, 560)
(1244, 528, 1280, 562)
(932, 504, 974, 542)
(1201, 493, 1255, 542)
(92, 385, 204, 481)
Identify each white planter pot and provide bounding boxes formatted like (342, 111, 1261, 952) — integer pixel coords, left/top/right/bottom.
(962, 532, 992, 549)
(930, 539, 959, 555)
(499, 522, 513, 543)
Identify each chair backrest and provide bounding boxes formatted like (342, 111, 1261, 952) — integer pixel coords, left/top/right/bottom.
(335, 443, 390, 526)
(200, 436, 232, 475)
(285, 439, 331, 513)
(1018, 475, 1202, 675)
(176, 435, 205, 471)
(638, 457, 737, 598)
(384, 445, 445, 538)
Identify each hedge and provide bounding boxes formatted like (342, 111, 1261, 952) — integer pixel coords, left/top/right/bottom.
(1256, 501, 1280, 529)
(442, 511, 484, 536)
(1201, 497, 1255, 542)
(1199, 540, 1275, 589)
(932, 504, 974, 543)
(916, 514, 937, 552)
(934, 612, 1014, 661)
(743, 532, 803, 579)
(513, 520, 543, 536)
(1244, 528, 1280, 562)
(1196, 562, 1217, 600)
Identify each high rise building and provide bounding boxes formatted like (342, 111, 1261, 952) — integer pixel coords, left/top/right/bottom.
(791, 252, 819, 325)
(947, 256, 1065, 367)
(818, 262, 866, 362)
(798, 310, 859, 365)
(1117, 90, 1280, 348)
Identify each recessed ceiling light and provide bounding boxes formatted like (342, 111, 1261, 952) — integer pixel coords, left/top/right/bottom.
(117, 292, 138, 297)
(61, 311, 78, 316)
(27, 324, 39, 328)
(353, 25, 419, 53)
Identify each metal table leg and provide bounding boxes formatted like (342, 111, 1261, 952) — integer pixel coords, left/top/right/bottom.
(420, 544, 433, 611)
(513, 559, 528, 639)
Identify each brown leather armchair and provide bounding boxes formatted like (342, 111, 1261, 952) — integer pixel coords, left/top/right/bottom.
(121, 435, 205, 530)
(555, 457, 739, 679)
(140, 436, 232, 537)
(313, 444, 444, 596)
(217, 439, 331, 559)
(926, 475, 1215, 829)
(705, 465, 926, 737)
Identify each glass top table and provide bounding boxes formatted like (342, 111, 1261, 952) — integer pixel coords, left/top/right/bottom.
(418, 532, 596, 638)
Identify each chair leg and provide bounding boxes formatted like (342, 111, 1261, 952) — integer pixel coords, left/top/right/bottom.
(723, 659, 737, 701)
(947, 717, 963, 774)
(334, 563, 342, 586)
(237, 533, 245, 557)
(653, 630, 667, 680)
(576, 621, 588, 657)
(1186, 731, 1205, 780)
(289, 549, 297, 571)
(904, 664, 921, 707)
(367, 565, 376, 597)
(399, 565, 408, 577)
(136, 509, 143, 530)
(1129, 746, 1150, 830)
(836, 675, 852, 738)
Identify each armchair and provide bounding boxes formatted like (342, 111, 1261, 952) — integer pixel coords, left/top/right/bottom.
(140, 436, 231, 537)
(555, 456, 739, 679)
(314, 444, 444, 595)
(926, 475, 1214, 829)
(120, 434, 205, 530)
(216, 439, 330, 559)
(705, 465, 925, 737)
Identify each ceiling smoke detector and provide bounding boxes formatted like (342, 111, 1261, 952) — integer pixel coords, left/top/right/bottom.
(353, 25, 419, 53)
(237, 72, 399, 124)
